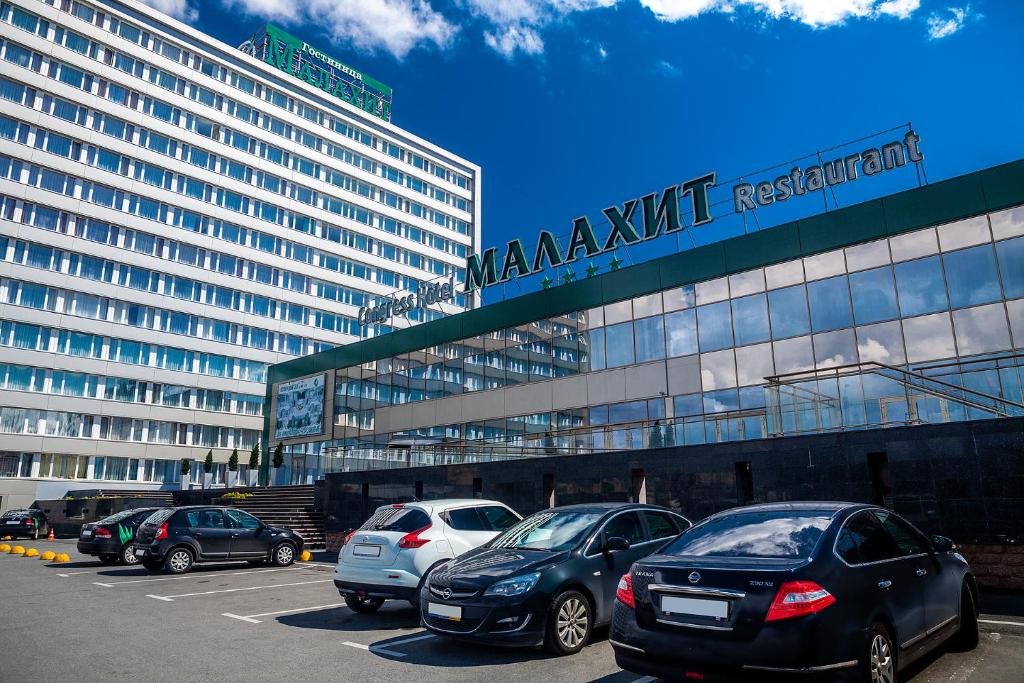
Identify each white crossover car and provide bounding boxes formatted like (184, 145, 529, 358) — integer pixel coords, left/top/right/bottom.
(334, 499, 521, 613)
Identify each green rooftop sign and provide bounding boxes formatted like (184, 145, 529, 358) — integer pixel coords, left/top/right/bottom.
(240, 24, 393, 122)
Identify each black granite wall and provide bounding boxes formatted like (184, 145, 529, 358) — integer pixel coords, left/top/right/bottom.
(322, 417, 1024, 545)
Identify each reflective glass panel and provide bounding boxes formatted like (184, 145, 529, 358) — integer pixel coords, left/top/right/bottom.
(634, 316, 666, 363)
(731, 294, 770, 346)
(943, 245, 1001, 308)
(895, 256, 948, 317)
(807, 276, 852, 332)
(665, 309, 698, 357)
(850, 266, 899, 324)
(735, 342, 774, 386)
(697, 301, 733, 351)
(856, 321, 906, 366)
(605, 322, 635, 368)
(768, 285, 810, 339)
(773, 336, 814, 374)
(700, 349, 736, 391)
(902, 313, 956, 363)
(996, 237, 1024, 299)
(952, 304, 1011, 356)
(813, 329, 857, 368)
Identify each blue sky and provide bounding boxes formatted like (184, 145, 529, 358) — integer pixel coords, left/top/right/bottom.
(147, 0, 1022, 294)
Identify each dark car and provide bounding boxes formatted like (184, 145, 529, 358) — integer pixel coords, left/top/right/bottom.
(1, 508, 49, 540)
(77, 508, 160, 565)
(611, 502, 978, 682)
(133, 506, 304, 574)
(420, 503, 691, 654)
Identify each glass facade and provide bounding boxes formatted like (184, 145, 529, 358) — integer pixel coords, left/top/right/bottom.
(275, 207, 1024, 479)
(0, 0, 479, 491)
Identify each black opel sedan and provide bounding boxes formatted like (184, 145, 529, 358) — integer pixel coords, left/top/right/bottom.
(611, 502, 978, 682)
(420, 503, 691, 654)
(78, 507, 160, 565)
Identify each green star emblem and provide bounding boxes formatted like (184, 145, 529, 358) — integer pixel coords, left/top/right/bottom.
(609, 255, 624, 270)
(562, 269, 576, 284)
(585, 262, 599, 278)
(541, 276, 554, 289)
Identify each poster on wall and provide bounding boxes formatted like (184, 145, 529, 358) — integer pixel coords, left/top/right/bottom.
(274, 374, 326, 440)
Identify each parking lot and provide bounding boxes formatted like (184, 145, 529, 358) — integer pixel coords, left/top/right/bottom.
(2, 539, 1023, 682)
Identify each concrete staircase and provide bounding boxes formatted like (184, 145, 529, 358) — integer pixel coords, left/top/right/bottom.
(223, 485, 325, 549)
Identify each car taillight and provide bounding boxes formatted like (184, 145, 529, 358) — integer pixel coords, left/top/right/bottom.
(154, 522, 168, 541)
(397, 524, 431, 549)
(342, 530, 358, 546)
(765, 581, 836, 622)
(93, 527, 112, 538)
(615, 573, 635, 609)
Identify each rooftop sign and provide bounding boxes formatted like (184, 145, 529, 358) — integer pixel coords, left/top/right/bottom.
(240, 24, 393, 122)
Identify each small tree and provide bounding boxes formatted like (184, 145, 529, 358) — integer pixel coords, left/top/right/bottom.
(664, 422, 676, 447)
(180, 458, 191, 476)
(649, 420, 664, 449)
(272, 442, 284, 470)
(248, 442, 260, 470)
(228, 448, 239, 472)
(204, 450, 214, 474)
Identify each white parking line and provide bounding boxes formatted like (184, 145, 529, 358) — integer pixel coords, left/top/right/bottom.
(222, 603, 345, 624)
(979, 618, 1024, 627)
(92, 566, 305, 587)
(147, 578, 331, 601)
(56, 572, 94, 577)
(340, 633, 436, 658)
(629, 677, 656, 683)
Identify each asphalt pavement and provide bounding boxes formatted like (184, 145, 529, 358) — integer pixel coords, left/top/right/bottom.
(1, 538, 1022, 682)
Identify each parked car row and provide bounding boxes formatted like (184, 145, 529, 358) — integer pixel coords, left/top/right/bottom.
(335, 499, 978, 682)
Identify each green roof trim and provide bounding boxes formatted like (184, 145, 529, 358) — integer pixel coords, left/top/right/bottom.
(267, 159, 1024, 387)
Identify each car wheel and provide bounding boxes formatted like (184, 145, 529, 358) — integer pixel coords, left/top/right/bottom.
(121, 543, 140, 565)
(545, 590, 592, 655)
(344, 594, 385, 614)
(952, 582, 979, 651)
(860, 622, 897, 683)
(271, 543, 295, 567)
(142, 558, 163, 572)
(98, 554, 118, 565)
(165, 547, 194, 574)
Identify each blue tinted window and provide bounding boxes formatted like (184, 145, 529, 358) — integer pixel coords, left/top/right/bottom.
(895, 256, 947, 316)
(605, 322, 634, 368)
(665, 309, 697, 357)
(731, 294, 770, 345)
(996, 236, 1024, 299)
(768, 285, 810, 339)
(943, 245, 1001, 308)
(807, 276, 852, 332)
(634, 316, 665, 362)
(697, 301, 733, 351)
(850, 266, 899, 324)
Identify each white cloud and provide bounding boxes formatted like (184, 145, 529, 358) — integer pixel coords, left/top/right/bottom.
(598, 44, 608, 59)
(926, 5, 969, 40)
(220, 0, 456, 59)
(636, 0, 921, 27)
(138, 0, 198, 22)
(462, 0, 616, 58)
(656, 59, 682, 77)
(876, 0, 920, 20)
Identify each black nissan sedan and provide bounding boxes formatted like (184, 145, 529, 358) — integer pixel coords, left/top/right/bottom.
(420, 503, 691, 654)
(78, 508, 160, 565)
(611, 502, 978, 682)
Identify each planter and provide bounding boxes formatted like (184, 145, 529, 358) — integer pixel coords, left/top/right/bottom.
(226, 471, 238, 488)
(247, 470, 259, 487)
(180, 474, 190, 491)
(202, 473, 213, 489)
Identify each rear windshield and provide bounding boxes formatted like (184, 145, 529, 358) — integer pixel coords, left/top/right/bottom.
(98, 509, 147, 525)
(662, 511, 833, 560)
(142, 509, 174, 525)
(1, 511, 30, 520)
(364, 507, 430, 533)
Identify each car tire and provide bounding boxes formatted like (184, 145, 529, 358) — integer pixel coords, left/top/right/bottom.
(856, 622, 897, 683)
(952, 582, 979, 651)
(121, 543, 140, 565)
(164, 547, 194, 574)
(544, 590, 593, 655)
(99, 554, 118, 565)
(142, 558, 163, 572)
(270, 542, 295, 567)
(344, 594, 385, 614)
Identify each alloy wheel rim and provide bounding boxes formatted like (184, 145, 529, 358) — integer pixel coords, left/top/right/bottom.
(556, 598, 588, 649)
(277, 545, 293, 564)
(170, 551, 190, 571)
(870, 634, 894, 683)
(123, 544, 138, 564)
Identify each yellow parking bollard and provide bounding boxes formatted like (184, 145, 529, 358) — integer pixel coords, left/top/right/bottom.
(300, 550, 312, 562)
(55, 553, 71, 563)
(40, 550, 55, 561)
(24, 548, 39, 558)
(11, 545, 25, 555)
(0, 543, 10, 553)
(1, 535, 11, 541)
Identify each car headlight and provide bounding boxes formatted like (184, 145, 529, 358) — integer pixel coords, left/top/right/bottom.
(484, 572, 541, 597)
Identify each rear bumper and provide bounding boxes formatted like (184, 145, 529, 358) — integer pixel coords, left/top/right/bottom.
(335, 579, 417, 602)
(77, 538, 121, 556)
(334, 563, 421, 592)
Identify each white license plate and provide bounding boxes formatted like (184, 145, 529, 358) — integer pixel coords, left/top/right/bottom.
(428, 602, 462, 621)
(661, 595, 729, 619)
(352, 544, 381, 557)
(5, 520, 19, 525)
(82, 530, 93, 537)
(134, 549, 146, 557)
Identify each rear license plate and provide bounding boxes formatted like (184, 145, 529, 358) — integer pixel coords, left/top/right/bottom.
(661, 595, 729, 619)
(428, 602, 461, 621)
(134, 549, 146, 557)
(82, 530, 93, 537)
(5, 520, 19, 525)
(352, 544, 381, 557)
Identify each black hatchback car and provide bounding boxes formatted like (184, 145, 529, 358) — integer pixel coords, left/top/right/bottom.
(133, 506, 304, 574)
(78, 507, 159, 565)
(421, 503, 691, 654)
(1, 508, 49, 539)
(612, 502, 978, 682)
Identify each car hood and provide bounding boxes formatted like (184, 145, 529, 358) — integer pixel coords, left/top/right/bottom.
(429, 546, 568, 590)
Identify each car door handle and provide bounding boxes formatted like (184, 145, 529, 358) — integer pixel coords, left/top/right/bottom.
(916, 568, 928, 577)
(878, 580, 892, 590)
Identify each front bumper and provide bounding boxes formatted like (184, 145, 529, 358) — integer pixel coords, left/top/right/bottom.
(610, 602, 859, 678)
(418, 590, 547, 647)
(77, 538, 121, 556)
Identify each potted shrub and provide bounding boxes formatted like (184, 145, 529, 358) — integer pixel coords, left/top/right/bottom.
(272, 443, 284, 487)
(247, 442, 260, 487)
(227, 448, 239, 488)
(180, 458, 191, 491)
(203, 450, 214, 489)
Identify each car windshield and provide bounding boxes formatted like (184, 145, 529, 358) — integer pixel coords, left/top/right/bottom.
(98, 509, 145, 524)
(489, 511, 603, 552)
(661, 510, 833, 560)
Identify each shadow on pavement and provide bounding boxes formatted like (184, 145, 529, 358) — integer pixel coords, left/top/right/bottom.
(277, 603, 423, 633)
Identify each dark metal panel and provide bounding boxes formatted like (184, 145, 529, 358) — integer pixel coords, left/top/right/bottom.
(798, 200, 887, 255)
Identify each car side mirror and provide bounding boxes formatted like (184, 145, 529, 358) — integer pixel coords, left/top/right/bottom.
(604, 536, 630, 553)
(930, 535, 955, 552)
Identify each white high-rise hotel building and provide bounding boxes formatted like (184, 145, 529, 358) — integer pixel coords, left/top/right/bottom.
(0, 0, 480, 508)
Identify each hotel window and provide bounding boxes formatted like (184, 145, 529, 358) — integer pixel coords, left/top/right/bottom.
(895, 256, 948, 317)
